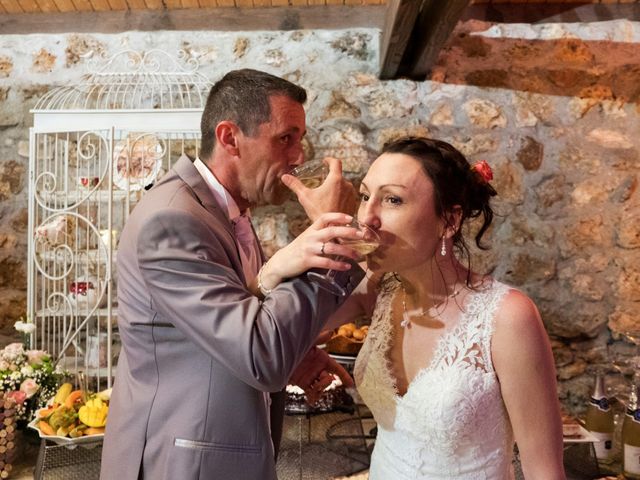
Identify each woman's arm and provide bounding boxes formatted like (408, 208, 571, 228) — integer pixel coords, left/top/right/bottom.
(288, 268, 380, 395)
(323, 267, 380, 331)
(492, 289, 566, 480)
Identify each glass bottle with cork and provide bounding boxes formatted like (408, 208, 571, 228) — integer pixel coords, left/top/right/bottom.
(585, 372, 615, 465)
(622, 367, 640, 479)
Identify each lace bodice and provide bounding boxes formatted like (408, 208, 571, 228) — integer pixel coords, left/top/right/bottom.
(354, 276, 515, 479)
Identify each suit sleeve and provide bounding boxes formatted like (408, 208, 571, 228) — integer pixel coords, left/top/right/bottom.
(135, 207, 364, 392)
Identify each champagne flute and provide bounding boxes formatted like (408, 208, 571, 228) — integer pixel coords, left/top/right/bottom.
(307, 218, 379, 297)
(290, 159, 328, 189)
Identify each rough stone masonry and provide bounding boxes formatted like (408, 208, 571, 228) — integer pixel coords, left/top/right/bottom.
(0, 20, 638, 414)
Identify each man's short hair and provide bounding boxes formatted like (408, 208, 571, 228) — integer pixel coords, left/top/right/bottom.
(200, 69, 307, 161)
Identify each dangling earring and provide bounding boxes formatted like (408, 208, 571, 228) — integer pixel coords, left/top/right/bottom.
(440, 236, 447, 256)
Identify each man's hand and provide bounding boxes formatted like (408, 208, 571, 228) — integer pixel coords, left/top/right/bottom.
(282, 157, 357, 221)
(289, 347, 354, 405)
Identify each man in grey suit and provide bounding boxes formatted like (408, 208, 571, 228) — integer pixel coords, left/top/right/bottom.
(101, 69, 365, 480)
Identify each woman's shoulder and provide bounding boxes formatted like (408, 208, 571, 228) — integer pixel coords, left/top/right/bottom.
(487, 280, 548, 350)
(470, 276, 542, 332)
(474, 277, 533, 309)
(492, 281, 538, 318)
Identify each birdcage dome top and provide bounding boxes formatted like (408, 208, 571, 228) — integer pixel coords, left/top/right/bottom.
(33, 50, 212, 112)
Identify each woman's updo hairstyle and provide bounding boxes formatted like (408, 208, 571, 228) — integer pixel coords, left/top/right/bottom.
(381, 136, 497, 265)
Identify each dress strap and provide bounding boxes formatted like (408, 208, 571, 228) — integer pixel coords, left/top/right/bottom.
(478, 280, 512, 373)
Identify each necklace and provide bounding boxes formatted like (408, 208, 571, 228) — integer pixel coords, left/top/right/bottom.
(400, 282, 462, 329)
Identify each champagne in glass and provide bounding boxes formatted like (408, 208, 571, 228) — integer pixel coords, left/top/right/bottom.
(307, 219, 379, 297)
(342, 240, 378, 257)
(290, 160, 328, 189)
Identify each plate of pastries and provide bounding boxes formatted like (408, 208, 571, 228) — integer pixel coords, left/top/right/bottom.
(325, 323, 369, 356)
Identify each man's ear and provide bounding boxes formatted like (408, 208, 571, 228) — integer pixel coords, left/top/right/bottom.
(215, 121, 241, 157)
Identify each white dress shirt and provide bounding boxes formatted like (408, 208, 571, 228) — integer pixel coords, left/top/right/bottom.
(193, 158, 261, 281)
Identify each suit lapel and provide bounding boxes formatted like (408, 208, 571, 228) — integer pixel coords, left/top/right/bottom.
(173, 155, 234, 235)
(172, 155, 259, 282)
(176, 155, 266, 267)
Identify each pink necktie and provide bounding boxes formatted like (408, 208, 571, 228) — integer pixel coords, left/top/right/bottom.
(232, 215, 260, 281)
(232, 215, 273, 437)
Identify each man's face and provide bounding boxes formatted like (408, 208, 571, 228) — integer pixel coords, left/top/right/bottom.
(236, 95, 306, 207)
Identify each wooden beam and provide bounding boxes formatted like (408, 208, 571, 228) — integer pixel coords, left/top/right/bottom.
(462, 2, 640, 23)
(90, 0, 111, 10)
(398, 0, 471, 79)
(125, 0, 146, 8)
(213, 0, 234, 6)
(53, 0, 78, 12)
(70, 0, 94, 11)
(0, 0, 24, 13)
(34, 0, 60, 12)
(379, 0, 422, 79)
(106, 0, 128, 8)
(0, 4, 385, 33)
(16, 0, 41, 12)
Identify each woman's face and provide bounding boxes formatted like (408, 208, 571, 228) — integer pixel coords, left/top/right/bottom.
(357, 152, 445, 274)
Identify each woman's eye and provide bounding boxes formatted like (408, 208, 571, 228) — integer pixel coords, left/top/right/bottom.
(359, 192, 370, 202)
(385, 195, 402, 205)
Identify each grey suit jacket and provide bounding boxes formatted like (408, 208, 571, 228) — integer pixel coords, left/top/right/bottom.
(100, 156, 364, 480)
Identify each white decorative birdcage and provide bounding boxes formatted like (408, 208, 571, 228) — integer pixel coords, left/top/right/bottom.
(28, 50, 212, 391)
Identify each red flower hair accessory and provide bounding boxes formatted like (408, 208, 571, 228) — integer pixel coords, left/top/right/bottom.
(472, 160, 493, 183)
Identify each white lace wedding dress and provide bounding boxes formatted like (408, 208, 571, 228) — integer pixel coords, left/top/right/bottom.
(354, 276, 515, 479)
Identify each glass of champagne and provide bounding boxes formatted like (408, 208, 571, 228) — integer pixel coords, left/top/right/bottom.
(307, 218, 379, 297)
(290, 159, 328, 189)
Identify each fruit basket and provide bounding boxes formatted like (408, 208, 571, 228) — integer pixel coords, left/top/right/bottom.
(28, 418, 104, 446)
(28, 383, 110, 447)
(29, 383, 110, 479)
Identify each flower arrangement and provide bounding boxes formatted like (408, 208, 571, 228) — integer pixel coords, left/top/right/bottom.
(0, 320, 65, 428)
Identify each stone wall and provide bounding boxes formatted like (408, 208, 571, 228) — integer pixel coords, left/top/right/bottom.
(0, 20, 639, 413)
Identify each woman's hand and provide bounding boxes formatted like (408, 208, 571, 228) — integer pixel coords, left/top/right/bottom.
(255, 212, 364, 294)
(281, 157, 358, 221)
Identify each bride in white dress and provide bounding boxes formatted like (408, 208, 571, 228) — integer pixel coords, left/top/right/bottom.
(326, 137, 565, 479)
